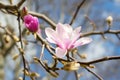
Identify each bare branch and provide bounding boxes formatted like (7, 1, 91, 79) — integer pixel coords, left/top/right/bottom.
(85, 67, 103, 80)
(78, 56, 120, 65)
(29, 11, 56, 29)
(81, 30, 120, 37)
(70, 0, 86, 25)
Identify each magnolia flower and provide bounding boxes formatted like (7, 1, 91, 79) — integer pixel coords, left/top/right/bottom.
(45, 23, 92, 58)
(24, 14, 40, 33)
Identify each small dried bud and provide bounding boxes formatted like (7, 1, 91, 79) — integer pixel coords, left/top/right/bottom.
(18, 77, 23, 80)
(89, 65, 95, 68)
(26, 30, 30, 35)
(106, 16, 113, 26)
(23, 39, 28, 45)
(30, 72, 40, 77)
(13, 35, 19, 42)
(33, 57, 39, 63)
(79, 53, 87, 59)
(62, 62, 80, 71)
(12, 54, 19, 60)
(21, 7, 28, 18)
(19, 48, 24, 54)
(72, 48, 78, 54)
(3, 35, 11, 43)
(23, 69, 30, 76)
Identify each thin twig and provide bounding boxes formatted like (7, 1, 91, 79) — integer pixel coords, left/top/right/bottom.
(84, 67, 103, 80)
(116, 34, 120, 40)
(17, 0, 26, 8)
(85, 15, 96, 31)
(17, 10, 26, 80)
(74, 71, 79, 80)
(78, 56, 120, 65)
(81, 30, 120, 37)
(70, 0, 86, 25)
(29, 11, 56, 29)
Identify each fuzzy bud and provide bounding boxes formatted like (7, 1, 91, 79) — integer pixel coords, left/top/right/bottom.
(30, 72, 40, 77)
(106, 16, 113, 26)
(62, 62, 80, 71)
(21, 7, 28, 18)
(13, 35, 19, 42)
(18, 77, 23, 80)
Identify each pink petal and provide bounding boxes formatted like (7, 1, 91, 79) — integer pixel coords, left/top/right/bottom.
(45, 28, 56, 43)
(56, 23, 70, 39)
(68, 27, 81, 49)
(45, 28, 65, 49)
(55, 47, 67, 58)
(74, 26, 81, 34)
(73, 37, 92, 48)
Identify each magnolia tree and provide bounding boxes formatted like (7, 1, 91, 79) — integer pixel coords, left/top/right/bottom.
(0, 0, 120, 80)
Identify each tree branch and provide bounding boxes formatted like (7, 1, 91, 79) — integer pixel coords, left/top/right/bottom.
(70, 0, 86, 25)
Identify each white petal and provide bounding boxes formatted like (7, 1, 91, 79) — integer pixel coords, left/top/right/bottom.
(45, 28, 57, 43)
(74, 26, 81, 33)
(73, 37, 92, 48)
(56, 23, 70, 39)
(45, 28, 55, 38)
(64, 24, 73, 33)
(46, 38, 56, 43)
(68, 27, 81, 49)
(55, 47, 67, 58)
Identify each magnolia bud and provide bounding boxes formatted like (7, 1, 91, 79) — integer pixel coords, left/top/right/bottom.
(79, 53, 87, 59)
(12, 54, 19, 60)
(106, 16, 113, 26)
(89, 65, 95, 68)
(62, 62, 80, 71)
(3, 35, 11, 43)
(18, 77, 23, 80)
(13, 35, 19, 42)
(21, 7, 28, 18)
(24, 14, 40, 33)
(23, 69, 30, 76)
(30, 72, 40, 77)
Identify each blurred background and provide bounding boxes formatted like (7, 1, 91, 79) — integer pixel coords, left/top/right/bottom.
(0, 0, 120, 80)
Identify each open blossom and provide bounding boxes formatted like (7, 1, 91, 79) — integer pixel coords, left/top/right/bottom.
(24, 14, 40, 33)
(45, 23, 92, 58)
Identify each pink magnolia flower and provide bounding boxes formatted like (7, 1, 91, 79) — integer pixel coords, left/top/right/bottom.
(24, 14, 40, 33)
(45, 23, 92, 58)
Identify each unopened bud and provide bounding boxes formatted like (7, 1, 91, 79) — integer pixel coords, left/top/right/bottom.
(19, 48, 24, 54)
(13, 35, 19, 42)
(62, 62, 80, 71)
(12, 54, 19, 60)
(23, 39, 28, 45)
(18, 77, 23, 80)
(106, 16, 113, 26)
(21, 7, 28, 18)
(89, 65, 95, 68)
(3, 35, 11, 43)
(23, 69, 30, 76)
(33, 57, 39, 63)
(26, 30, 30, 35)
(80, 53, 87, 59)
(30, 72, 40, 77)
